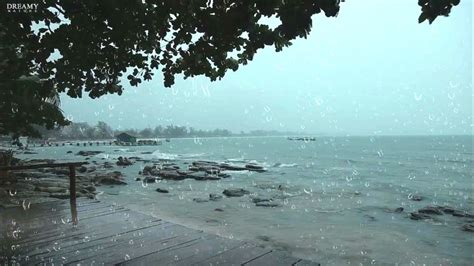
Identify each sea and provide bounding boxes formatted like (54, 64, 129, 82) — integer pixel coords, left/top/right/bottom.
(15, 135, 474, 265)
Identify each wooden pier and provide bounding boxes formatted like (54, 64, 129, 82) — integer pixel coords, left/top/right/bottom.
(0, 199, 318, 265)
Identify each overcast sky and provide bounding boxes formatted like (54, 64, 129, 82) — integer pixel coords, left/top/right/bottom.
(60, 0, 472, 136)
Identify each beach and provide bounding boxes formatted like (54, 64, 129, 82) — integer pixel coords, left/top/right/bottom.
(1, 135, 473, 265)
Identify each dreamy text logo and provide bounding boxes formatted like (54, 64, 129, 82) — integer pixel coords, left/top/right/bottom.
(6, 3, 38, 13)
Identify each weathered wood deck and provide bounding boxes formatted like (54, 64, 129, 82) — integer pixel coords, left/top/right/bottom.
(0, 199, 318, 265)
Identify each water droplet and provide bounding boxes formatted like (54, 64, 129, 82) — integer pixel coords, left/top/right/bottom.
(129, 240, 134, 245)
(413, 93, 423, 101)
(124, 254, 130, 261)
(108, 104, 115, 110)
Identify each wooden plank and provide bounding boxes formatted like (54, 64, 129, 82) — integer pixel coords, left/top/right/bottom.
(243, 250, 302, 266)
(0, 162, 87, 171)
(193, 242, 273, 266)
(0, 199, 318, 265)
(125, 234, 243, 266)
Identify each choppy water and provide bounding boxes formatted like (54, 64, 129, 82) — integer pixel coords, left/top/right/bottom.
(17, 136, 473, 265)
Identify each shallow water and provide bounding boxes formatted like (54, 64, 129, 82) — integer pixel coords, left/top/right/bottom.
(16, 135, 473, 265)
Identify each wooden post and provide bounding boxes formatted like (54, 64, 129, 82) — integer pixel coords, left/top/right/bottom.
(69, 164, 78, 225)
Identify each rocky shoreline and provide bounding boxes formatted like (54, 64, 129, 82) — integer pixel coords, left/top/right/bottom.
(1, 150, 473, 235)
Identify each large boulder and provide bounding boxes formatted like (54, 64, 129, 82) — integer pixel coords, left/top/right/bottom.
(116, 156, 133, 166)
(94, 171, 127, 185)
(223, 188, 250, 197)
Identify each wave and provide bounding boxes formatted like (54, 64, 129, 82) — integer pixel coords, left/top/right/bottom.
(273, 163, 298, 168)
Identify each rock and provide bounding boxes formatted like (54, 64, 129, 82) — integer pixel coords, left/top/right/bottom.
(156, 188, 169, 193)
(410, 195, 423, 201)
(245, 164, 265, 172)
(364, 214, 377, 221)
(437, 206, 456, 214)
(209, 193, 223, 201)
(251, 197, 272, 203)
(116, 156, 133, 166)
(193, 198, 209, 203)
(50, 193, 70, 199)
(452, 210, 474, 218)
(95, 172, 127, 185)
(256, 235, 271, 241)
(223, 188, 250, 197)
(103, 162, 114, 169)
(67, 151, 73, 154)
(418, 206, 443, 215)
(256, 202, 281, 207)
(410, 212, 432, 220)
(35, 186, 67, 193)
(143, 176, 158, 183)
(214, 208, 224, 212)
(77, 151, 102, 156)
(220, 163, 247, 171)
(77, 166, 88, 173)
(188, 166, 200, 171)
(82, 185, 96, 192)
(191, 174, 220, 181)
(87, 166, 97, 173)
(158, 170, 187, 180)
(461, 223, 474, 232)
(394, 207, 404, 213)
(218, 173, 231, 178)
(135, 177, 142, 181)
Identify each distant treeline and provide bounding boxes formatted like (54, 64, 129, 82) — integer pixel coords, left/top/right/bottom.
(28, 121, 299, 140)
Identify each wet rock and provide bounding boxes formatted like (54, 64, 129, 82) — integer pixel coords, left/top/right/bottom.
(218, 173, 231, 178)
(452, 210, 474, 218)
(461, 223, 474, 232)
(193, 198, 209, 203)
(188, 166, 200, 171)
(410, 195, 423, 201)
(418, 206, 443, 215)
(103, 162, 114, 169)
(77, 151, 102, 156)
(191, 174, 220, 181)
(94, 171, 127, 185)
(158, 170, 187, 180)
(219, 163, 247, 171)
(82, 185, 96, 192)
(214, 208, 224, 212)
(35, 186, 67, 193)
(256, 201, 281, 207)
(364, 214, 377, 221)
(256, 235, 271, 241)
(209, 193, 223, 201)
(251, 197, 272, 203)
(135, 177, 142, 181)
(116, 156, 133, 166)
(143, 176, 157, 183)
(245, 164, 266, 172)
(156, 188, 169, 193)
(77, 166, 88, 173)
(410, 212, 432, 220)
(394, 207, 404, 213)
(223, 188, 250, 197)
(87, 166, 97, 173)
(437, 206, 456, 214)
(67, 151, 73, 154)
(50, 193, 70, 199)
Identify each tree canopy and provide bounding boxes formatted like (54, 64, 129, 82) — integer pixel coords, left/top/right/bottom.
(0, 0, 462, 138)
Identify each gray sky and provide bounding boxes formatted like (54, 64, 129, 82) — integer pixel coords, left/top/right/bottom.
(61, 0, 472, 136)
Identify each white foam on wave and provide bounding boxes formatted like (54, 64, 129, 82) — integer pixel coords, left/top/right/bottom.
(273, 163, 298, 168)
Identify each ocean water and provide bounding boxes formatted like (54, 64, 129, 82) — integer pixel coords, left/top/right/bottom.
(17, 136, 473, 265)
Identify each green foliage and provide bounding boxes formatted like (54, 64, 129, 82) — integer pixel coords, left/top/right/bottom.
(418, 0, 461, 24)
(0, 0, 460, 138)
